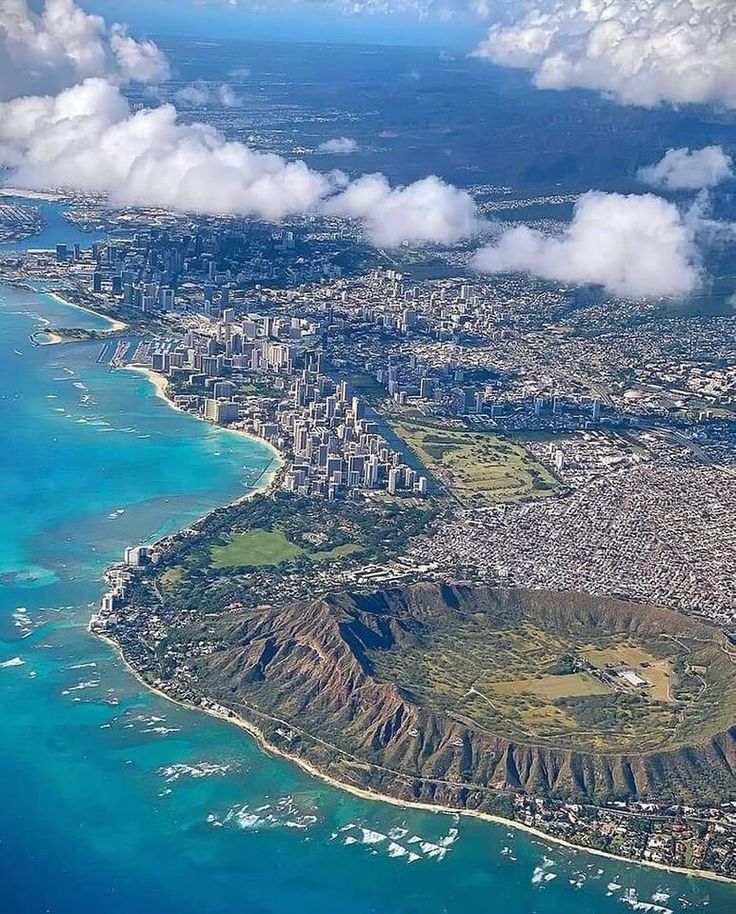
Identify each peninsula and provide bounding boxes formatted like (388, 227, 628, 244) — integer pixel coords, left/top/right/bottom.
(6, 200, 736, 881)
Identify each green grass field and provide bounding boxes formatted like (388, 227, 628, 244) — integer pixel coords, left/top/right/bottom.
(492, 672, 609, 700)
(370, 614, 713, 753)
(391, 420, 557, 505)
(210, 528, 363, 569)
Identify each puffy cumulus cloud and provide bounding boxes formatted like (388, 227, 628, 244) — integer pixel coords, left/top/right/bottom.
(474, 0, 736, 109)
(0, 0, 169, 100)
(0, 79, 330, 220)
(175, 82, 241, 108)
(684, 189, 736, 245)
(325, 173, 481, 247)
(473, 191, 700, 298)
(108, 25, 170, 84)
(0, 79, 480, 247)
(638, 146, 734, 191)
(317, 137, 359, 154)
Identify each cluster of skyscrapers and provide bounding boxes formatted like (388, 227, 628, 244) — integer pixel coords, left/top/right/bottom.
(277, 375, 429, 499)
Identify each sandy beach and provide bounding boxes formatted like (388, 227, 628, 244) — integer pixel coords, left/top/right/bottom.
(46, 291, 128, 332)
(92, 627, 735, 888)
(92, 365, 736, 886)
(87, 368, 731, 888)
(118, 363, 284, 493)
(33, 330, 64, 345)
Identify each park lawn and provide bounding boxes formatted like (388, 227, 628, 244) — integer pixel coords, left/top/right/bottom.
(311, 543, 364, 561)
(211, 529, 304, 568)
(210, 529, 364, 569)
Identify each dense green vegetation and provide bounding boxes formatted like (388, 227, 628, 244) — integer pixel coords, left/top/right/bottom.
(147, 491, 437, 613)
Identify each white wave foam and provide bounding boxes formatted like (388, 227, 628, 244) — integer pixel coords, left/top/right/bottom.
(387, 842, 409, 858)
(211, 799, 318, 832)
(61, 679, 100, 694)
(159, 762, 230, 783)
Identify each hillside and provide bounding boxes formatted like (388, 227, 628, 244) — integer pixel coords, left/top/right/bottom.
(183, 583, 736, 806)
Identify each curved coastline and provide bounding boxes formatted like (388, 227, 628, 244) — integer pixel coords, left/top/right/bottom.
(57, 302, 731, 890)
(44, 291, 128, 332)
(94, 629, 736, 888)
(117, 363, 284, 488)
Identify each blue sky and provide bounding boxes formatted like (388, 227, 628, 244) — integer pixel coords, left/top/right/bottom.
(86, 0, 482, 47)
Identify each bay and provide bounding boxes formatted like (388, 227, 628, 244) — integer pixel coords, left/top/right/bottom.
(0, 195, 108, 252)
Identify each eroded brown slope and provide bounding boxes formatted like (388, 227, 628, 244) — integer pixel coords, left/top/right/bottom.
(191, 583, 736, 806)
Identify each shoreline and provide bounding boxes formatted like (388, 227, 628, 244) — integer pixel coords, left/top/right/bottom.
(93, 630, 736, 888)
(70, 312, 731, 890)
(117, 364, 284, 482)
(99, 373, 736, 888)
(45, 291, 128, 332)
(34, 330, 64, 346)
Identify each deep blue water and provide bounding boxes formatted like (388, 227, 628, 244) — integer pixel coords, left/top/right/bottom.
(1, 289, 734, 914)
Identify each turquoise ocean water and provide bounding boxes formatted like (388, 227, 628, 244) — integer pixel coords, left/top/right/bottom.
(1, 224, 735, 913)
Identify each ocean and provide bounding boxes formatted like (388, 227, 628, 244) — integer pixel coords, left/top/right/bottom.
(1, 286, 734, 914)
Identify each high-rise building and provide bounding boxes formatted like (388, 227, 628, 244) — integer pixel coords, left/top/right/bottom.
(160, 287, 175, 312)
(388, 466, 401, 495)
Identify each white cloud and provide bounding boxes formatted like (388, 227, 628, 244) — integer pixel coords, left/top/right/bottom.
(175, 84, 211, 107)
(218, 84, 240, 108)
(0, 79, 480, 247)
(317, 137, 359, 154)
(325, 173, 481, 247)
(108, 25, 169, 84)
(0, 79, 330, 221)
(0, 0, 168, 100)
(639, 146, 734, 191)
(474, 0, 736, 109)
(175, 82, 241, 108)
(473, 191, 700, 298)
